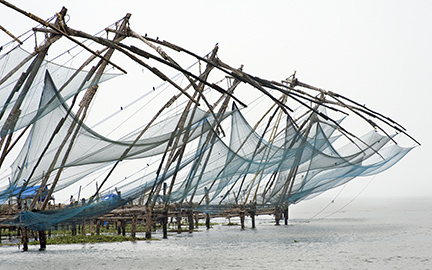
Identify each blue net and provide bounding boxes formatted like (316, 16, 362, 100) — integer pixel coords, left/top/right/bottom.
(0, 18, 417, 231)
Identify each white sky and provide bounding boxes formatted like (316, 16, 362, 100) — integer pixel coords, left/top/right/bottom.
(1, 0, 431, 200)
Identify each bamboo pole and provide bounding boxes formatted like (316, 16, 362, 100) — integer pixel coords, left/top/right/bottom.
(275, 94, 325, 209)
(129, 30, 228, 136)
(145, 35, 419, 147)
(0, 25, 22, 44)
(242, 95, 287, 205)
(0, 46, 49, 144)
(2, 29, 61, 202)
(0, 0, 127, 74)
(188, 75, 244, 206)
(0, 125, 29, 168)
(170, 47, 222, 203)
(69, 29, 199, 105)
(34, 14, 131, 211)
(143, 45, 220, 238)
(143, 87, 200, 238)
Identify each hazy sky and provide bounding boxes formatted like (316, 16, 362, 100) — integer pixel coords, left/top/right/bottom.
(1, 0, 431, 200)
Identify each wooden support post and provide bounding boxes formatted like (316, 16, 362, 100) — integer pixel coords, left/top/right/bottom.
(32, 230, 37, 241)
(162, 183, 168, 239)
(204, 187, 211, 230)
(283, 206, 289, 225)
(275, 207, 281, 226)
(131, 215, 137, 238)
(176, 213, 182, 234)
(188, 211, 194, 233)
(121, 220, 126, 236)
(194, 214, 199, 229)
(145, 207, 152, 239)
(162, 211, 168, 239)
(250, 212, 256, 229)
(71, 222, 77, 236)
(82, 219, 86, 236)
(21, 227, 28, 251)
(206, 213, 210, 230)
(96, 220, 101, 235)
(90, 219, 95, 236)
(240, 211, 245, 230)
(38, 230, 46, 251)
(117, 220, 121, 235)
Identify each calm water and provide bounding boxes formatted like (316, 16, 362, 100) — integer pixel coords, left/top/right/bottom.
(1, 196, 431, 269)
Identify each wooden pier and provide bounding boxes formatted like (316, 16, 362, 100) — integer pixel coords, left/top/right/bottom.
(1, 202, 289, 250)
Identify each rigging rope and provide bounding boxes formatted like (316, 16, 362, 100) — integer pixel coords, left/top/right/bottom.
(307, 175, 376, 221)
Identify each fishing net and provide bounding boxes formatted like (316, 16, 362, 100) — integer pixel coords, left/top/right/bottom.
(5, 97, 412, 230)
(0, 46, 119, 137)
(0, 17, 416, 231)
(167, 104, 412, 213)
(0, 70, 227, 203)
(1, 61, 414, 229)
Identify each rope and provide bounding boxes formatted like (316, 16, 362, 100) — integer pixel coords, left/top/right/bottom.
(88, 59, 200, 133)
(308, 184, 347, 220)
(307, 175, 376, 221)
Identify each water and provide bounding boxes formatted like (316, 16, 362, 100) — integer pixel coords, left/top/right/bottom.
(1, 196, 431, 269)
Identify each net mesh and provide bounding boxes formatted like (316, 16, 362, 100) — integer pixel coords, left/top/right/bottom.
(3, 74, 412, 230)
(0, 26, 415, 231)
(0, 47, 119, 137)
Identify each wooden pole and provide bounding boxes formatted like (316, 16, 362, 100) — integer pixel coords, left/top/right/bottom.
(38, 230, 47, 251)
(96, 220, 101, 235)
(145, 206, 152, 239)
(90, 219, 95, 236)
(194, 214, 199, 229)
(81, 219, 86, 236)
(121, 220, 126, 236)
(0, 25, 22, 44)
(274, 207, 281, 226)
(176, 213, 182, 233)
(71, 222, 77, 236)
(162, 211, 168, 239)
(0, 45, 49, 152)
(206, 214, 210, 230)
(0, 0, 126, 73)
(240, 211, 245, 230)
(41, 14, 131, 209)
(21, 227, 28, 251)
(205, 188, 211, 229)
(250, 212, 256, 229)
(187, 210, 194, 233)
(283, 206, 289, 225)
(162, 183, 168, 239)
(131, 215, 137, 238)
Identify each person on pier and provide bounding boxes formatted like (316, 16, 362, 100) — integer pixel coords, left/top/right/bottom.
(70, 195, 76, 205)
